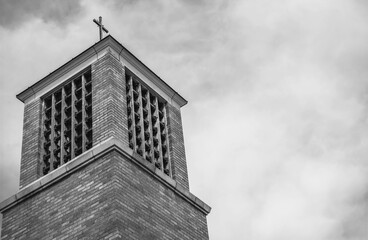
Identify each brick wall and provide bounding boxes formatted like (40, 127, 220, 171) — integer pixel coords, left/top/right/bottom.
(114, 150, 208, 239)
(2, 151, 117, 240)
(19, 99, 42, 189)
(92, 51, 128, 146)
(167, 103, 189, 190)
(1, 150, 209, 239)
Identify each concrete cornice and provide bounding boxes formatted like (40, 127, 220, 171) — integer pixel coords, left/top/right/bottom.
(16, 35, 187, 107)
(0, 137, 210, 215)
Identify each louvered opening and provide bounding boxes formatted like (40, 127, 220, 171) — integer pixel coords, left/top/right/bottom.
(126, 73, 171, 177)
(41, 68, 92, 175)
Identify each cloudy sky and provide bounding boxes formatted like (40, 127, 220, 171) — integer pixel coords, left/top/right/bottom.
(1, 0, 368, 239)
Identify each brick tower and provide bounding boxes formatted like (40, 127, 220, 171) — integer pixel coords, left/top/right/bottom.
(0, 36, 211, 239)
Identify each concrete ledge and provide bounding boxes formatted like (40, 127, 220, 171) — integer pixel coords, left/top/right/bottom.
(0, 137, 211, 215)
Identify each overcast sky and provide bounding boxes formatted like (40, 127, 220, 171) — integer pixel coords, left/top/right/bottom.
(1, 0, 368, 239)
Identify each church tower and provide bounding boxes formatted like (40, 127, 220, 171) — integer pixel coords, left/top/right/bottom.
(0, 35, 211, 239)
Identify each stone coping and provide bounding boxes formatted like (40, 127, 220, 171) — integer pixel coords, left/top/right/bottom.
(0, 137, 211, 215)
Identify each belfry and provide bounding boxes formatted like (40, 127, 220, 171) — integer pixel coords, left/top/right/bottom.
(0, 30, 210, 239)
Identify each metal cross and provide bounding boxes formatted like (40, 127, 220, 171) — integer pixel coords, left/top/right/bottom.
(93, 16, 109, 40)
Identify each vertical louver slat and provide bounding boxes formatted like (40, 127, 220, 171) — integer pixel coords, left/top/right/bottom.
(127, 76, 137, 151)
(50, 94, 56, 171)
(64, 83, 72, 163)
(60, 88, 66, 165)
(85, 73, 93, 150)
(54, 90, 62, 169)
(42, 96, 52, 175)
(81, 75, 86, 152)
(160, 104, 171, 176)
(152, 96, 163, 170)
(132, 80, 142, 155)
(75, 77, 83, 157)
(137, 83, 145, 158)
(146, 91, 154, 163)
(71, 79, 76, 159)
(40, 101, 47, 175)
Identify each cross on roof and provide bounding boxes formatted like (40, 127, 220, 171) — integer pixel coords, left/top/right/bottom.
(93, 16, 109, 40)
